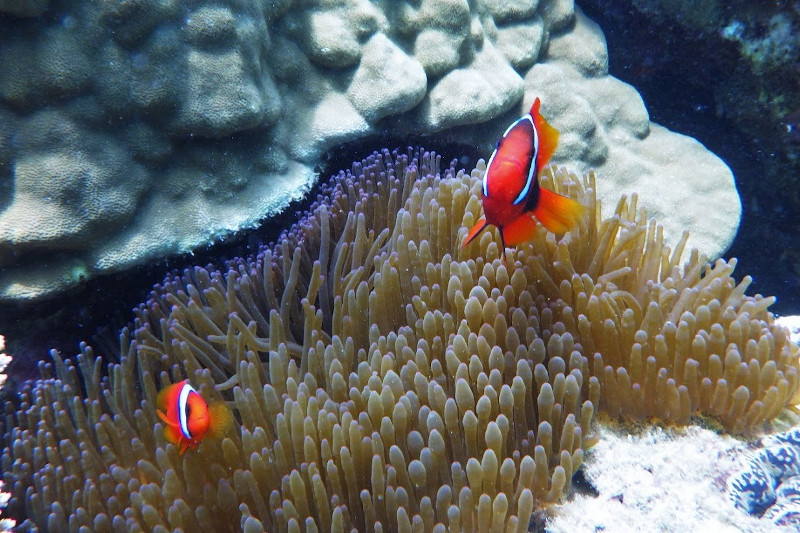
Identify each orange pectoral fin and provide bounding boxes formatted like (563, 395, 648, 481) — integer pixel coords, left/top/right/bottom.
(207, 402, 233, 439)
(531, 187, 585, 234)
(500, 213, 539, 246)
(462, 217, 490, 248)
(156, 409, 173, 426)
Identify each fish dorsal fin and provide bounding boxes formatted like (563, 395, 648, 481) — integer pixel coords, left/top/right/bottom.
(530, 98, 559, 168)
(157, 380, 183, 412)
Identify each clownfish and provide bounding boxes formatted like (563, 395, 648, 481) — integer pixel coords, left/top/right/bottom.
(462, 97, 584, 258)
(156, 380, 232, 454)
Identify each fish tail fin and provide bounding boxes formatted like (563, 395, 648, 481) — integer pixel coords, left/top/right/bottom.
(532, 187, 585, 234)
(462, 217, 490, 248)
(530, 98, 559, 167)
(207, 401, 233, 439)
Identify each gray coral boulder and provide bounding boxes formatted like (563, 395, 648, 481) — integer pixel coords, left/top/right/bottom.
(0, 0, 740, 301)
(347, 33, 427, 122)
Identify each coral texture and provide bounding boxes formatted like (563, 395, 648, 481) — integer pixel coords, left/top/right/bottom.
(776, 316, 800, 346)
(0, 148, 793, 529)
(0, 0, 738, 302)
(532, 11, 740, 265)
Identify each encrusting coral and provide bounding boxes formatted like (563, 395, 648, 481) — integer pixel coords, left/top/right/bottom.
(1, 148, 798, 530)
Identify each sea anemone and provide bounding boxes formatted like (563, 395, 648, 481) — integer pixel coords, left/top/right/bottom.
(2, 149, 593, 530)
(1, 147, 797, 530)
(520, 166, 800, 432)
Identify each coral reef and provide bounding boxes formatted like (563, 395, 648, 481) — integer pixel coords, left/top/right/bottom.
(1, 148, 794, 529)
(581, 0, 800, 143)
(0, 0, 738, 302)
(524, 11, 740, 323)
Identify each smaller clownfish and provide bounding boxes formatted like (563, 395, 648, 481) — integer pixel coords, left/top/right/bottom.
(156, 380, 232, 454)
(462, 97, 584, 259)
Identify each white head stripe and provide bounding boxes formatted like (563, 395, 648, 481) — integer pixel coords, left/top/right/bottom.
(503, 116, 526, 137)
(512, 115, 538, 205)
(178, 383, 196, 439)
(483, 148, 498, 197)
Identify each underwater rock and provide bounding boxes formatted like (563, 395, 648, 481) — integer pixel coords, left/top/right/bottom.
(0, 0, 739, 302)
(551, 424, 787, 532)
(579, 0, 800, 168)
(346, 33, 427, 122)
(0, 0, 48, 17)
(776, 316, 800, 346)
(418, 40, 525, 130)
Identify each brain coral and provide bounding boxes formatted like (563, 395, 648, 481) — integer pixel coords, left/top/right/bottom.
(1, 148, 795, 530)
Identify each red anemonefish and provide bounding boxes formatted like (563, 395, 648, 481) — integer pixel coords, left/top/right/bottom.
(156, 380, 232, 454)
(462, 98, 584, 258)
